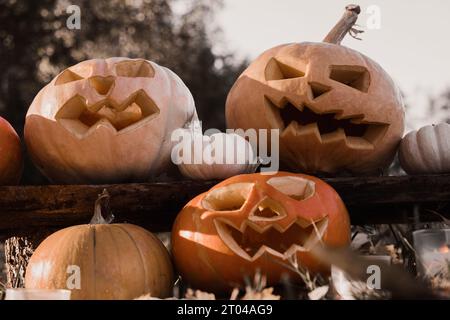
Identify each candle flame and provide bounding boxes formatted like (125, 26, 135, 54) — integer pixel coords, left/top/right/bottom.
(438, 245, 449, 254)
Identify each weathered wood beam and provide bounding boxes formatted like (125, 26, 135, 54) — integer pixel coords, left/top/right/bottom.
(0, 174, 449, 241)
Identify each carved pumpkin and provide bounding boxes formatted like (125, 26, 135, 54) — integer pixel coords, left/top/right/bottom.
(399, 123, 450, 174)
(172, 172, 350, 292)
(25, 58, 197, 183)
(226, 5, 404, 175)
(0, 116, 22, 185)
(25, 191, 174, 300)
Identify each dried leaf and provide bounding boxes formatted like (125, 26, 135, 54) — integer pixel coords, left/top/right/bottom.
(185, 288, 216, 300)
(241, 287, 280, 300)
(308, 285, 329, 300)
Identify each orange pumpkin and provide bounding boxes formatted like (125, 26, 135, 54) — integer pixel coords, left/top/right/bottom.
(172, 172, 350, 292)
(25, 58, 197, 183)
(25, 192, 174, 300)
(226, 5, 404, 175)
(0, 116, 22, 185)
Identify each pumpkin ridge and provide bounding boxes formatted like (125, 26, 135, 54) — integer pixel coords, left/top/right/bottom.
(416, 128, 434, 172)
(432, 126, 444, 172)
(114, 224, 149, 294)
(91, 226, 97, 299)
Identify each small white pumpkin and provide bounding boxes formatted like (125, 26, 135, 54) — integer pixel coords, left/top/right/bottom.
(174, 130, 258, 180)
(399, 123, 450, 174)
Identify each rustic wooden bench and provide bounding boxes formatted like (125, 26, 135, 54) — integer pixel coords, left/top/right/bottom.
(0, 174, 449, 243)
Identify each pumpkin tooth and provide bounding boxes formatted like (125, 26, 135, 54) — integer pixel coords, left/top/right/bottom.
(264, 95, 287, 108)
(282, 122, 321, 142)
(86, 118, 116, 135)
(344, 136, 374, 150)
(274, 100, 390, 151)
(321, 128, 346, 143)
(214, 220, 252, 261)
(55, 90, 160, 135)
(215, 216, 328, 261)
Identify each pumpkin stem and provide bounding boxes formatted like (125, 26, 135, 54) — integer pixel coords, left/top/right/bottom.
(90, 189, 115, 224)
(323, 4, 363, 45)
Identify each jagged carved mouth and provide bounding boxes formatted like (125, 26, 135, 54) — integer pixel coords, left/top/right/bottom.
(55, 90, 160, 135)
(215, 216, 328, 261)
(265, 96, 388, 150)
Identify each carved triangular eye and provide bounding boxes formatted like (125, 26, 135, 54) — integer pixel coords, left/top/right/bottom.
(202, 183, 254, 211)
(115, 60, 155, 78)
(267, 176, 315, 201)
(265, 58, 305, 81)
(55, 69, 83, 85)
(329, 65, 370, 92)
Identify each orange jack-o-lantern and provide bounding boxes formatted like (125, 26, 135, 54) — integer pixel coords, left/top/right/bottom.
(172, 172, 350, 292)
(226, 5, 404, 174)
(25, 58, 197, 183)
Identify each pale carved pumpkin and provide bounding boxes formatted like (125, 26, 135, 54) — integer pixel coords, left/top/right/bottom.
(399, 123, 450, 174)
(25, 58, 197, 183)
(226, 5, 404, 175)
(174, 129, 258, 180)
(0, 116, 22, 185)
(172, 172, 350, 292)
(25, 191, 174, 300)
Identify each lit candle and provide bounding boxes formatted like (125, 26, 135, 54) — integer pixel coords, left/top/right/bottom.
(419, 244, 450, 277)
(413, 229, 450, 279)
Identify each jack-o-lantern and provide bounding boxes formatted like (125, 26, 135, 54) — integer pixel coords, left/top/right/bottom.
(25, 58, 197, 183)
(226, 5, 404, 175)
(172, 172, 350, 292)
(0, 116, 22, 185)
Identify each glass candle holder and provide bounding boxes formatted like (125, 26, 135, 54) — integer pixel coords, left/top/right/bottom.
(413, 228, 450, 278)
(4, 288, 71, 300)
(331, 255, 391, 300)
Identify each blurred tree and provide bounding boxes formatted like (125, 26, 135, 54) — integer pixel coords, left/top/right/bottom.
(0, 0, 246, 184)
(428, 88, 450, 124)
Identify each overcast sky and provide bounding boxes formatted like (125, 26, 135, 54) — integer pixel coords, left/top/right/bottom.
(216, 0, 450, 130)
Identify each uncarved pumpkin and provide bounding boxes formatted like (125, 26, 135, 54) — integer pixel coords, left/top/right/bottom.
(399, 123, 450, 174)
(174, 130, 257, 180)
(0, 116, 22, 185)
(25, 192, 174, 300)
(25, 58, 197, 184)
(172, 172, 350, 293)
(226, 5, 404, 175)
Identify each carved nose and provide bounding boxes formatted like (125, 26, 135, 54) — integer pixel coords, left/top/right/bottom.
(89, 76, 115, 95)
(248, 197, 286, 222)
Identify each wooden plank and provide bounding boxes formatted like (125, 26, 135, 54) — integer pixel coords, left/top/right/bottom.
(0, 174, 449, 241)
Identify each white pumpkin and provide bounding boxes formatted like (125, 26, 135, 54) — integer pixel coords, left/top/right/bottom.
(399, 123, 450, 174)
(25, 58, 197, 184)
(174, 130, 258, 180)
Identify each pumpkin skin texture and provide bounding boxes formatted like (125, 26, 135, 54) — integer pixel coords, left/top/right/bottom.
(0, 116, 23, 185)
(172, 172, 350, 293)
(226, 11, 404, 175)
(399, 123, 450, 174)
(25, 223, 174, 300)
(175, 132, 257, 180)
(25, 58, 197, 183)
